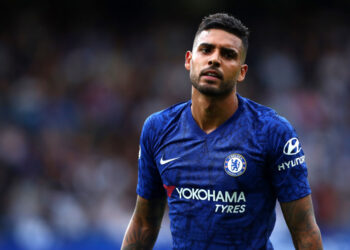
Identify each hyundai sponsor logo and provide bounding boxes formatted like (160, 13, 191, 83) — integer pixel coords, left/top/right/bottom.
(283, 137, 302, 155)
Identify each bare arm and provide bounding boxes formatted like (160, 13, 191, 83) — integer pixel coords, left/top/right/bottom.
(280, 194, 323, 250)
(121, 195, 167, 250)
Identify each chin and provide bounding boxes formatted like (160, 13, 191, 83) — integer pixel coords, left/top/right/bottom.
(191, 79, 234, 97)
(196, 85, 232, 97)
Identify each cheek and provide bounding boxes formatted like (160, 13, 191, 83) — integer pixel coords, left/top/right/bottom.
(222, 68, 233, 80)
(226, 65, 241, 79)
(190, 60, 199, 74)
(190, 66, 198, 81)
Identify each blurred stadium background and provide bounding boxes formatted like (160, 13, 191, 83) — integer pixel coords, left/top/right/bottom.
(0, 0, 349, 249)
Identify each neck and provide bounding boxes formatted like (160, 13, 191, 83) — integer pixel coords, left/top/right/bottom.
(191, 87, 238, 134)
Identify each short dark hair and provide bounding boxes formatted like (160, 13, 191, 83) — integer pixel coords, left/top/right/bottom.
(195, 13, 249, 52)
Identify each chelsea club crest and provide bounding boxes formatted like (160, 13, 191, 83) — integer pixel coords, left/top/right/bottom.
(224, 154, 247, 177)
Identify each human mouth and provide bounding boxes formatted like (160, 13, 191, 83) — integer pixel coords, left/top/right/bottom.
(200, 69, 223, 80)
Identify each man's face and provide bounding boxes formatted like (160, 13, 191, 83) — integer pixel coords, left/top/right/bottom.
(185, 29, 248, 97)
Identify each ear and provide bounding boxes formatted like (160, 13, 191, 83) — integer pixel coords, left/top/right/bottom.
(237, 64, 248, 82)
(184, 51, 192, 71)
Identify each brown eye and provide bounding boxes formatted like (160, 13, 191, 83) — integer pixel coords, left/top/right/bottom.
(223, 50, 235, 59)
(225, 52, 234, 58)
(201, 47, 211, 54)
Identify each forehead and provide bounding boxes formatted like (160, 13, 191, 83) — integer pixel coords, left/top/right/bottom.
(194, 29, 243, 51)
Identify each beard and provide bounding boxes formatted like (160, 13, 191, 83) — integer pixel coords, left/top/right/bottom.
(190, 70, 236, 97)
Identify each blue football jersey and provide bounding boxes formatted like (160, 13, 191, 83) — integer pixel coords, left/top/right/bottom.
(137, 94, 311, 250)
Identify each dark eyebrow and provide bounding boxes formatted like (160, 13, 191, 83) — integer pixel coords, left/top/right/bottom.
(221, 47, 238, 57)
(198, 43, 238, 55)
(198, 43, 215, 49)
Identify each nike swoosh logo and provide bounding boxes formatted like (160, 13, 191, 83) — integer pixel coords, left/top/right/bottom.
(160, 156, 180, 165)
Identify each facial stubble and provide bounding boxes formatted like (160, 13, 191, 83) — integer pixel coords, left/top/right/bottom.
(189, 69, 236, 97)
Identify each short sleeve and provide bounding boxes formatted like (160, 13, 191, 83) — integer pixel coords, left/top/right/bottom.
(266, 116, 311, 202)
(136, 116, 165, 199)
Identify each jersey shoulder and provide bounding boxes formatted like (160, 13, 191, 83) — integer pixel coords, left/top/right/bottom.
(145, 101, 189, 131)
(240, 95, 300, 161)
(240, 95, 294, 133)
(141, 101, 190, 149)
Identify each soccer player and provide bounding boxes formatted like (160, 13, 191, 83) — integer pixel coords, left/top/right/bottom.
(122, 13, 323, 249)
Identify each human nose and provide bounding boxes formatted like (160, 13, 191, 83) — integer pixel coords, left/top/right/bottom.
(208, 50, 221, 67)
